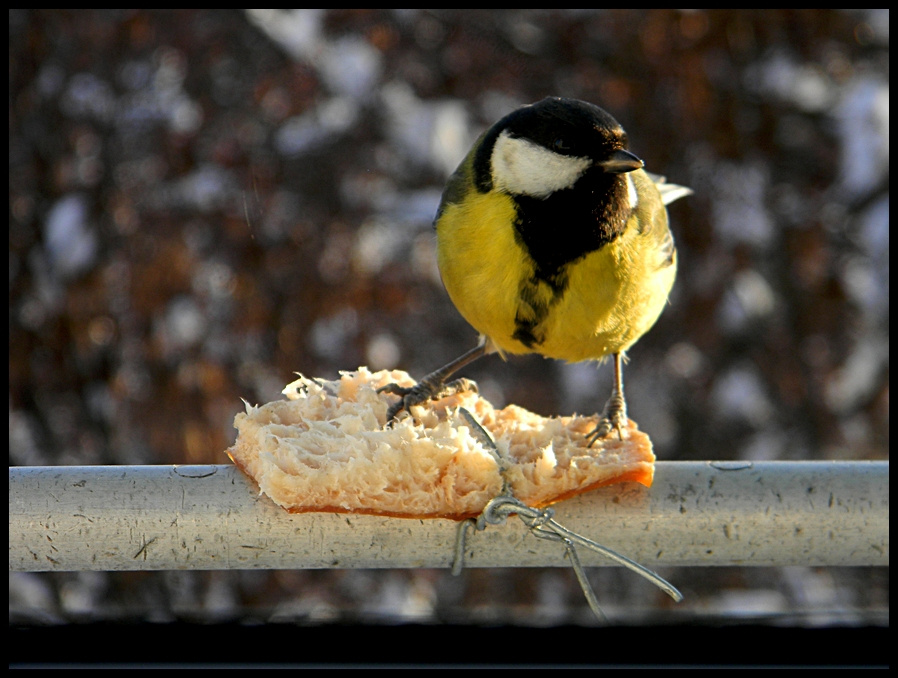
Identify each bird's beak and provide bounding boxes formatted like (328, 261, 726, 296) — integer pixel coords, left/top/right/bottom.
(599, 149, 644, 174)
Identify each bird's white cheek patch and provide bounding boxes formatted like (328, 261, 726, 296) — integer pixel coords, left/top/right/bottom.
(492, 131, 591, 199)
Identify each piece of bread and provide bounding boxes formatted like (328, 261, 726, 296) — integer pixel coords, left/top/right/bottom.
(227, 367, 655, 520)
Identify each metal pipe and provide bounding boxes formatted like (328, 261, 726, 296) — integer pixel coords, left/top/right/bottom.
(9, 461, 888, 572)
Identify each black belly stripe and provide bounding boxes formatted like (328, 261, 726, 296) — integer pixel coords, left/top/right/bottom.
(512, 269, 569, 348)
(512, 282, 549, 347)
(512, 318, 540, 348)
(510, 171, 630, 347)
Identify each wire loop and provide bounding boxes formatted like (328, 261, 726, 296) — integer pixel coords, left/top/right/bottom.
(453, 407, 683, 620)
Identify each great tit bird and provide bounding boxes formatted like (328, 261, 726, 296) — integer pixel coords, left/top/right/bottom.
(381, 97, 690, 443)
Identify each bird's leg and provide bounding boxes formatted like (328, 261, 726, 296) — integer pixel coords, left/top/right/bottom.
(587, 352, 628, 445)
(379, 343, 489, 422)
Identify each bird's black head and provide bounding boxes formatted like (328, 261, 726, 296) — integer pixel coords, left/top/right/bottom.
(505, 97, 630, 159)
(474, 97, 643, 195)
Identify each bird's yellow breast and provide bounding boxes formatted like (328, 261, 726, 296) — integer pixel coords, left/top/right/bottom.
(535, 223, 677, 362)
(436, 190, 526, 347)
(436, 169, 676, 363)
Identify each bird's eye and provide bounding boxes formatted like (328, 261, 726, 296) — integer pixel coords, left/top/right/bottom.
(553, 138, 570, 152)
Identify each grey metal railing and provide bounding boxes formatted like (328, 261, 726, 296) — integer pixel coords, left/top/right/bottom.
(9, 461, 888, 572)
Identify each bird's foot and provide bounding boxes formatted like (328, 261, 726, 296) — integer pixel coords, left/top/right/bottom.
(379, 377, 478, 423)
(586, 393, 628, 446)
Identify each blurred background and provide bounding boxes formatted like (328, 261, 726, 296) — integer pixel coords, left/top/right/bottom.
(9, 9, 888, 638)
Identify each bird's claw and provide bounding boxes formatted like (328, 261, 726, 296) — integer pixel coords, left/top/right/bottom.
(378, 381, 434, 422)
(586, 394, 628, 446)
(378, 377, 478, 423)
